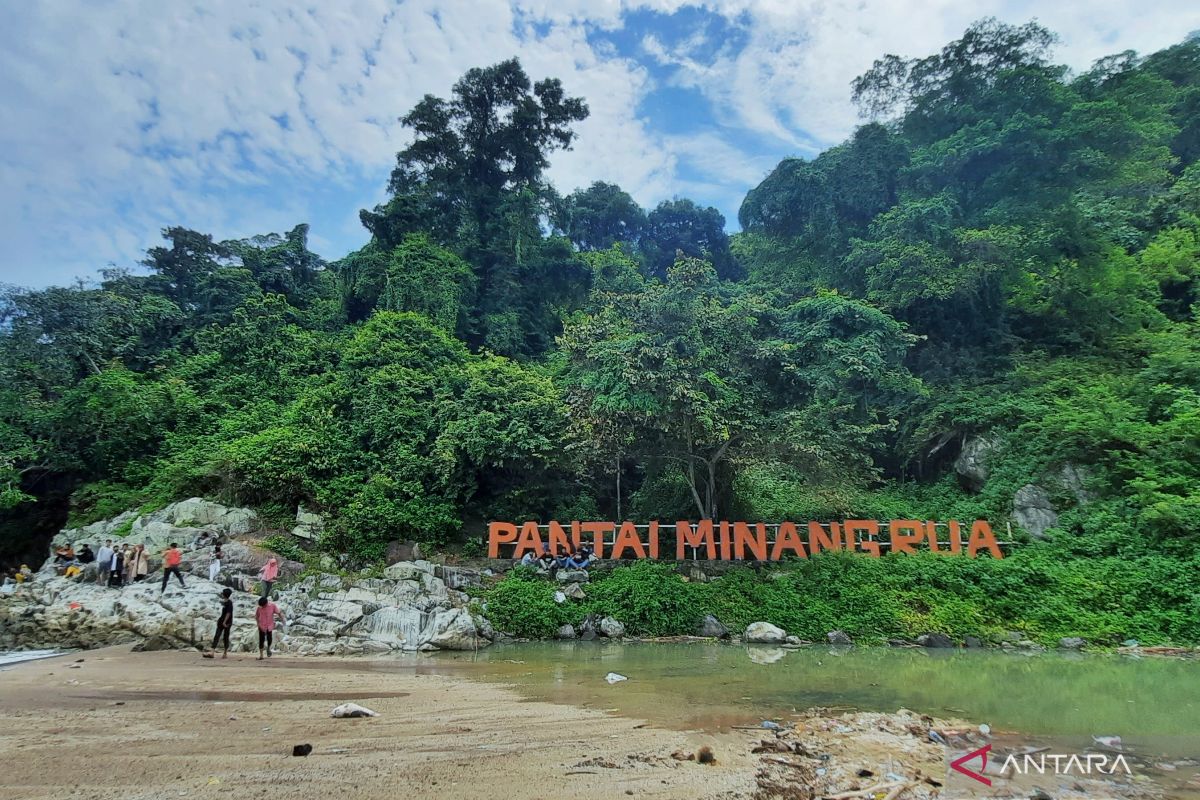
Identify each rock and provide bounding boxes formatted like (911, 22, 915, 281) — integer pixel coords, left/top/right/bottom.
(580, 628, 597, 641)
(695, 614, 729, 639)
(384, 540, 423, 565)
(745, 622, 787, 644)
(556, 624, 576, 639)
(562, 582, 587, 600)
(954, 436, 997, 492)
(292, 744, 313, 757)
(827, 630, 853, 646)
(964, 636, 984, 648)
(382, 561, 433, 581)
(291, 505, 324, 540)
(131, 635, 185, 652)
(1015, 639, 1045, 651)
(599, 617, 625, 638)
(555, 569, 590, 584)
(422, 608, 485, 651)
(1058, 463, 1095, 506)
(330, 703, 378, 718)
(1058, 637, 1086, 650)
(1013, 484, 1058, 539)
(553, 591, 566, 604)
(784, 635, 802, 646)
(604, 672, 628, 684)
(917, 632, 955, 648)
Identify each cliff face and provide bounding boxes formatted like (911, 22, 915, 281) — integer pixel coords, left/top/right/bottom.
(0, 499, 491, 654)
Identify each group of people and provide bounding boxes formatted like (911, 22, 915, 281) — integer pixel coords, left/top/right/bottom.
(207, 588, 285, 661)
(52, 539, 152, 586)
(519, 543, 595, 574)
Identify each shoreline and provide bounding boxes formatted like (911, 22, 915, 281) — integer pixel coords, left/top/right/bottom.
(0, 646, 1179, 800)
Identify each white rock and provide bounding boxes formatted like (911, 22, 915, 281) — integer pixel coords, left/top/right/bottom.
(330, 703, 378, 718)
(744, 622, 787, 644)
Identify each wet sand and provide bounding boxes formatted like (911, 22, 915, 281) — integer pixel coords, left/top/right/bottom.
(0, 647, 756, 800)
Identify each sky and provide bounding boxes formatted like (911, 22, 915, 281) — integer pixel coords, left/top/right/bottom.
(2, 1, 1199, 289)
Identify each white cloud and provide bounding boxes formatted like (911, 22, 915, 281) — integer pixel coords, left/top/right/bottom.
(2, 0, 1199, 288)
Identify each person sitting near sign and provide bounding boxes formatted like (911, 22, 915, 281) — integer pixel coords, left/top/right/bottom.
(535, 546, 556, 573)
(519, 550, 536, 567)
(554, 547, 571, 570)
(567, 549, 592, 570)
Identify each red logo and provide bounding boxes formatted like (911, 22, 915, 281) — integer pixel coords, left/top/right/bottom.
(951, 744, 992, 786)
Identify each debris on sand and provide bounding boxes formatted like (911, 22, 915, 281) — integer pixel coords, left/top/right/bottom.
(605, 672, 628, 684)
(292, 744, 312, 757)
(330, 702, 378, 718)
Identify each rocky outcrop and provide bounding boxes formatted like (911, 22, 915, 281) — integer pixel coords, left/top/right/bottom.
(744, 621, 786, 644)
(1013, 484, 1058, 539)
(827, 630, 853, 645)
(917, 632, 955, 648)
(599, 616, 625, 638)
(291, 505, 324, 540)
(2, 502, 491, 655)
(954, 436, 997, 492)
(695, 615, 729, 639)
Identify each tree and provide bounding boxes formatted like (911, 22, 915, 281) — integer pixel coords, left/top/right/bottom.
(642, 199, 739, 281)
(556, 181, 646, 251)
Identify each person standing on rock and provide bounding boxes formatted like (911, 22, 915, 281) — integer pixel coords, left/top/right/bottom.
(258, 557, 278, 598)
(96, 540, 114, 586)
(209, 544, 223, 583)
(131, 544, 149, 582)
(122, 545, 136, 585)
(108, 546, 125, 588)
(255, 595, 285, 659)
(160, 543, 186, 593)
(208, 587, 234, 659)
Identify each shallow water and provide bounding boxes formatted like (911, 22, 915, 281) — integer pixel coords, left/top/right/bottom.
(426, 642, 1200, 764)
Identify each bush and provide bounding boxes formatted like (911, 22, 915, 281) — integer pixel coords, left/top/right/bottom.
(483, 569, 575, 638)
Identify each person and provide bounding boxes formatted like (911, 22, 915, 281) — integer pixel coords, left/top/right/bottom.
(122, 545, 136, 585)
(519, 550, 536, 566)
(255, 596, 285, 659)
(554, 547, 570, 569)
(567, 549, 592, 570)
(160, 543, 186, 593)
(108, 546, 125, 588)
(54, 545, 75, 564)
(536, 546, 555, 572)
(130, 544, 149, 582)
(15, 564, 32, 583)
(209, 544, 222, 582)
(258, 557, 278, 598)
(96, 540, 114, 586)
(208, 588, 234, 659)
(77, 544, 95, 564)
(63, 562, 83, 579)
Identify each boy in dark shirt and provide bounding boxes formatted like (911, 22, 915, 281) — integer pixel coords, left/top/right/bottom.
(208, 588, 234, 659)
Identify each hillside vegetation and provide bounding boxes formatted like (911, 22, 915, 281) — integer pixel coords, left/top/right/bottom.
(2, 21, 1198, 641)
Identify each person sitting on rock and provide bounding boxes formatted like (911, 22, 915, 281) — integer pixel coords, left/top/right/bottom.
(519, 550, 536, 567)
(567, 549, 591, 570)
(255, 596, 285, 659)
(54, 545, 75, 565)
(77, 544, 95, 564)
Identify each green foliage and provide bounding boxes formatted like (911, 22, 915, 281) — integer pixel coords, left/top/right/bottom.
(483, 568, 575, 638)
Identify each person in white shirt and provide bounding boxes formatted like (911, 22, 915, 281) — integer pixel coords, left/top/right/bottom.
(95, 540, 114, 586)
(208, 544, 222, 582)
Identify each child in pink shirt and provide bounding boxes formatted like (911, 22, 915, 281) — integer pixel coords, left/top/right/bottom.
(255, 596, 285, 659)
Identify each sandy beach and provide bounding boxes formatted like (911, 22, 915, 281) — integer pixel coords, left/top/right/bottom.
(0, 647, 757, 800)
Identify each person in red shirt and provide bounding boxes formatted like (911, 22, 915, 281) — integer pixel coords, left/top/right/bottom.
(255, 596, 285, 659)
(160, 543, 186, 593)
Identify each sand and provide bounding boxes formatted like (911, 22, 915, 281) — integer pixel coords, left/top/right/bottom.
(0, 647, 757, 800)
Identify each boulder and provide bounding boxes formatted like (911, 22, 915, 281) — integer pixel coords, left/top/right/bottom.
(422, 608, 485, 651)
(385, 540, 423, 564)
(561, 582, 587, 601)
(555, 569, 590, 584)
(917, 632, 955, 648)
(744, 622, 787, 644)
(291, 505, 324, 540)
(826, 630, 854, 646)
(954, 436, 997, 492)
(383, 561, 434, 581)
(695, 615, 730, 639)
(964, 636, 984, 648)
(1058, 464, 1095, 506)
(556, 624, 577, 639)
(599, 617, 625, 638)
(132, 634, 186, 652)
(1058, 637, 1086, 650)
(1013, 484, 1058, 539)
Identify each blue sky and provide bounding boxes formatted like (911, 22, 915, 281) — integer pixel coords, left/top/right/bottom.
(3, 0, 1199, 289)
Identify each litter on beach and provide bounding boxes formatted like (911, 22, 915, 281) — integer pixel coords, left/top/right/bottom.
(331, 702, 379, 718)
(604, 672, 628, 684)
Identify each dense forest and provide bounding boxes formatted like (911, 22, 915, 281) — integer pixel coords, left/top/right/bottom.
(2, 20, 1198, 642)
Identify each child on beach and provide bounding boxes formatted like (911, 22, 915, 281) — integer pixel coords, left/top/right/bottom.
(208, 587, 234, 659)
(255, 596, 285, 660)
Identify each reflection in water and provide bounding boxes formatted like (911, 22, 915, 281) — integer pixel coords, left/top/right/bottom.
(422, 641, 1200, 763)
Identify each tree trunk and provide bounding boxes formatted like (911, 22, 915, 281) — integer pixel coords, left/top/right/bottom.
(615, 456, 622, 520)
